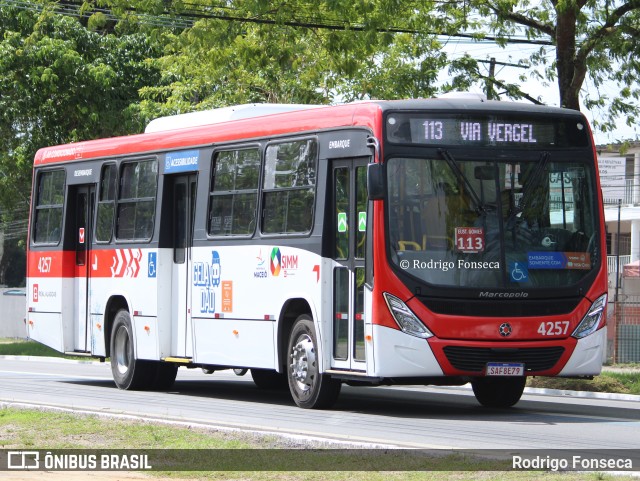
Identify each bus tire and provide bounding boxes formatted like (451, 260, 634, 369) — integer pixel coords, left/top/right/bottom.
(250, 368, 288, 389)
(110, 309, 151, 390)
(471, 377, 526, 408)
(149, 361, 178, 391)
(287, 315, 341, 409)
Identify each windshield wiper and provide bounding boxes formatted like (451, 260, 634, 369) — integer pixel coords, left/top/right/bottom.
(511, 151, 550, 217)
(438, 148, 487, 215)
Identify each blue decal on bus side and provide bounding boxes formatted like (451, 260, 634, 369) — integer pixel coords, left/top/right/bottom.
(148, 252, 157, 278)
(164, 149, 200, 173)
(193, 250, 221, 313)
(211, 251, 221, 287)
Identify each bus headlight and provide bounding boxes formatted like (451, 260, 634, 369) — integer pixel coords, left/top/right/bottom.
(572, 294, 607, 339)
(383, 293, 433, 339)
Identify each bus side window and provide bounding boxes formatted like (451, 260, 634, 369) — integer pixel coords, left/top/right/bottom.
(116, 160, 158, 241)
(33, 170, 65, 245)
(262, 139, 318, 235)
(208, 148, 260, 236)
(96, 164, 116, 243)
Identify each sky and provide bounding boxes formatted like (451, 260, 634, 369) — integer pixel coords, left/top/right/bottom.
(441, 37, 638, 146)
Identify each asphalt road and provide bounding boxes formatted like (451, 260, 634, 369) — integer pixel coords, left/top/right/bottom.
(1, 356, 639, 450)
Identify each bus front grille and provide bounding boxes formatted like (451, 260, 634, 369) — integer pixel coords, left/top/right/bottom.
(442, 346, 565, 373)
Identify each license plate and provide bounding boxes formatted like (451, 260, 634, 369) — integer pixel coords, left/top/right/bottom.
(486, 363, 524, 376)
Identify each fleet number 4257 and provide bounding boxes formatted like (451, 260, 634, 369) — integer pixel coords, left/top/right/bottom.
(37, 256, 52, 273)
(537, 321, 570, 336)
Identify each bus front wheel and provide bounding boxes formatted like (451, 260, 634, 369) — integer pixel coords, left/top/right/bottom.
(471, 377, 526, 408)
(287, 315, 341, 409)
(110, 309, 150, 390)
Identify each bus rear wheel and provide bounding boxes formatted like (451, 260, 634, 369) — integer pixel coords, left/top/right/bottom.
(287, 315, 341, 409)
(471, 377, 526, 408)
(110, 309, 151, 390)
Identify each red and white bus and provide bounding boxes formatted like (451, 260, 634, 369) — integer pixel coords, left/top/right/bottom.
(26, 98, 608, 409)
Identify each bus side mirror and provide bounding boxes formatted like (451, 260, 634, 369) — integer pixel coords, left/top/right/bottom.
(367, 163, 385, 200)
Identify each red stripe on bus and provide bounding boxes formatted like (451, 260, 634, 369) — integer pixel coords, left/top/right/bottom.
(27, 248, 144, 279)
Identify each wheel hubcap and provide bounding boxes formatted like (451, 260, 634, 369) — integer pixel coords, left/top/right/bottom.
(114, 326, 130, 375)
(290, 334, 316, 391)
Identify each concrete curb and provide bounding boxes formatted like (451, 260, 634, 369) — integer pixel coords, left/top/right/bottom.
(523, 386, 640, 402)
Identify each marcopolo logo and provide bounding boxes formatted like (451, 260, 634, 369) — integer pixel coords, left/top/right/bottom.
(270, 248, 282, 276)
(479, 291, 528, 298)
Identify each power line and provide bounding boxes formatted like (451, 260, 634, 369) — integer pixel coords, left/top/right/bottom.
(0, 0, 555, 46)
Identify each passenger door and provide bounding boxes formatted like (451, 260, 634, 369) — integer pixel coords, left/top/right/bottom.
(330, 158, 369, 372)
(73, 184, 95, 352)
(169, 174, 197, 358)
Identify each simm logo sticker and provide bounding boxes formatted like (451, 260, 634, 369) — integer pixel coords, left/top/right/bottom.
(270, 247, 299, 277)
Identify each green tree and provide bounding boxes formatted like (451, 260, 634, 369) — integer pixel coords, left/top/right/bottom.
(446, 0, 640, 133)
(0, 2, 163, 211)
(98, 0, 640, 135)
(0, 2, 164, 285)
(89, 0, 449, 115)
(0, 237, 26, 287)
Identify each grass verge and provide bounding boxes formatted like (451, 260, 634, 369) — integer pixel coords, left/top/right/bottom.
(0, 407, 636, 481)
(528, 371, 640, 395)
(0, 338, 74, 358)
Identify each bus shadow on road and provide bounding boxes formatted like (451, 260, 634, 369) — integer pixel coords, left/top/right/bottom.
(61, 377, 640, 424)
(63, 376, 295, 407)
(338, 385, 640, 423)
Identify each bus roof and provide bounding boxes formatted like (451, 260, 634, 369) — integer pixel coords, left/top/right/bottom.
(34, 102, 380, 165)
(33, 99, 586, 165)
(144, 103, 325, 133)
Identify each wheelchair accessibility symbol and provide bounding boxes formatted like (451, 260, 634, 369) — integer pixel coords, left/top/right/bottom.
(509, 262, 528, 282)
(148, 252, 157, 278)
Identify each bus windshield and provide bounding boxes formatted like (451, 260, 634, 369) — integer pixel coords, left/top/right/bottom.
(387, 154, 600, 289)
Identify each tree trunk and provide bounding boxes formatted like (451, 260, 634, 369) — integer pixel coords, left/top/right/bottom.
(555, 5, 581, 110)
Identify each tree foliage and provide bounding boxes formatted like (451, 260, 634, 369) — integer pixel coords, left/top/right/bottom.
(91, 0, 450, 116)
(452, 0, 640, 132)
(0, 2, 163, 219)
(88, 0, 640, 133)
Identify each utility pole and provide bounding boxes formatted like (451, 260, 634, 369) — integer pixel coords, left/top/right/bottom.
(477, 58, 529, 101)
(616, 198, 622, 302)
(487, 58, 496, 100)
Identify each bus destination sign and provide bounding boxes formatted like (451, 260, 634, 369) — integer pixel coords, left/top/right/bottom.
(416, 119, 539, 144)
(386, 113, 588, 148)
(405, 117, 555, 146)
